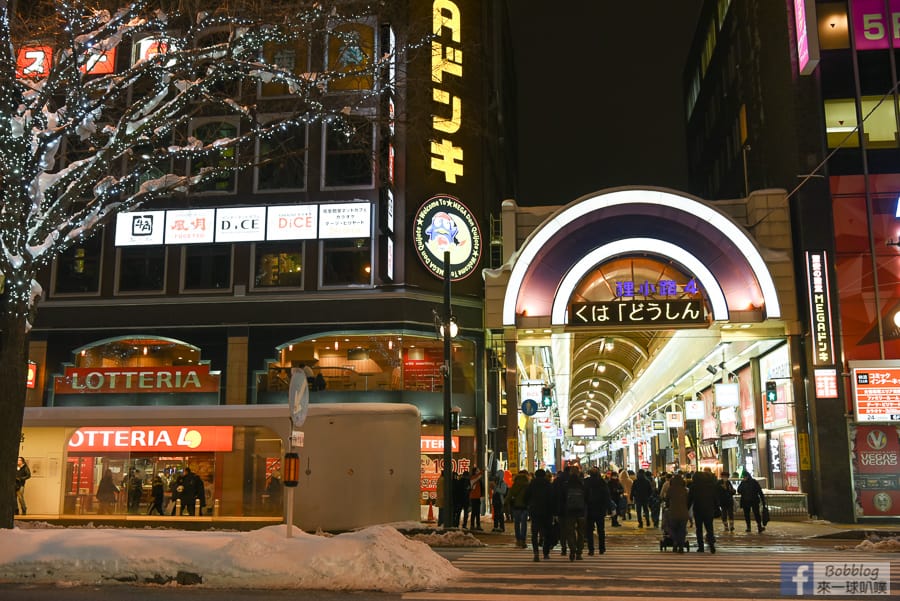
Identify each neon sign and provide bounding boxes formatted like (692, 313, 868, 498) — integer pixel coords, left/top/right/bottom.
(430, 0, 464, 183)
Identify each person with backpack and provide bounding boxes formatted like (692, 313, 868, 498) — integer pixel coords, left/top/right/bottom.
(562, 465, 587, 561)
(524, 469, 555, 561)
(584, 466, 610, 555)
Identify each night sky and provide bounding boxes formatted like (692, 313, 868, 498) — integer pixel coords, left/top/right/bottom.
(508, 2, 703, 206)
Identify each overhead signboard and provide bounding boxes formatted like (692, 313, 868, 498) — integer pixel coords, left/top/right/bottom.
(165, 209, 215, 244)
(685, 399, 706, 420)
(572, 422, 597, 437)
(67, 426, 233, 452)
(569, 300, 708, 328)
(215, 206, 266, 242)
(115, 211, 166, 246)
(715, 382, 740, 408)
(266, 204, 317, 240)
(665, 411, 684, 428)
(850, 362, 900, 422)
(318, 202, 371, 239)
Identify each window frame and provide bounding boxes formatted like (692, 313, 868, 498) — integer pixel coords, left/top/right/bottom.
(318, 236, 374, 289)
(50, 231, 105, 298)
(187, 116, 240, 196)
(179, 244, 234, 294)
(114, 245, 168, 295)
(250, 240, 306, 292)
(253, 115, 308, 193)
(320, 115, 376, 191)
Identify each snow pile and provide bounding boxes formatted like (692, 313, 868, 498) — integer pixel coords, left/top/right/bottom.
(853, 534, 900, 553)
(407, 529, 486, 547)
(0, 524, 461, 591)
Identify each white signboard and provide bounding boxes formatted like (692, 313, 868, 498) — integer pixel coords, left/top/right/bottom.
(215, 206, 266, 242)
(115, 211, 166, 246)
(685, 399, 705, 420)
(665, 411, 684, 428)
(267, 205, 318, 241)
(164, 209, 215, 244)
(318, 202, 370, 239)
(715, 382, 740, 408)
(386, 236, 394, 281)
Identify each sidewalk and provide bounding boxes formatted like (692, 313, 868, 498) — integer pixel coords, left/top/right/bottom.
(443, 514, 900, 546)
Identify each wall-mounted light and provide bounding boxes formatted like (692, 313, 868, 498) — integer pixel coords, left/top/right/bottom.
(597, 363, 606, 373)
(591, 378, 600, 388)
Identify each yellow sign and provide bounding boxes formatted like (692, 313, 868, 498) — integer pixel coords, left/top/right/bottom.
(507, 437, 518, 473)
(798, 432, 811, 470)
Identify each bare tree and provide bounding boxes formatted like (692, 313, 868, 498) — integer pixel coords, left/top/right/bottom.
(0, 0, 409, 528)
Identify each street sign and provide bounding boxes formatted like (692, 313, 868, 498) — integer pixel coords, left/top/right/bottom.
(521, 398, 538, 416)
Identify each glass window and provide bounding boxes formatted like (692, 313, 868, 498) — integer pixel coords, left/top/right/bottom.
(189, 119, 238, 193)
(255, 122, 306, 191)
(824, 97, 898, 148)
(326, 22, 376, 92)
(117, 246, 166, 293)
(53, 233, 103, 295)
(253, 242, 304, 289)
(323, 118, 374, 188)
(321, 238, 371, 286)
(183, 245, 232, 291)
(259, 40, 310, 97)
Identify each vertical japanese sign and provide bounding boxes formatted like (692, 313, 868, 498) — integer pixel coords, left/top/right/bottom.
(431, 0, 464, 184)
(805, 251, 835, 366)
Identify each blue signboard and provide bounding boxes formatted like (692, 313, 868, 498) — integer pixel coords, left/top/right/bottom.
(521, 398, 538, 416)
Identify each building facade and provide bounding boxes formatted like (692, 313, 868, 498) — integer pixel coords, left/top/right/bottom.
(19, 0, 516, 524)
(683, 0, 900, 522)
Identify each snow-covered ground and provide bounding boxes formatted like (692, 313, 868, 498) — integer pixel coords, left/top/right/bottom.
(0, 522, 466, 591)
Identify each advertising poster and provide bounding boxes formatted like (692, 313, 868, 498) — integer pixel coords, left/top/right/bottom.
(850, 424, 900, 518)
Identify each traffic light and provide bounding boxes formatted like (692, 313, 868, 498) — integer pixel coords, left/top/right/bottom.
(541, 386, 553, 408)
(765, 381, 777, 405)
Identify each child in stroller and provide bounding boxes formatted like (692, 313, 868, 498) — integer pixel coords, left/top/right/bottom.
(659, 505, 690, 552)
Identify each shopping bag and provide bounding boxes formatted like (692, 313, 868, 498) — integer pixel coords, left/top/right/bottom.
(762, 503, 770, 525)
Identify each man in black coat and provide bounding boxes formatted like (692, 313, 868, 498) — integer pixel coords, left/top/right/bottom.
(688, 467, 719, 553)
(524, 469, 555, 561)
(630, 469, 653, 528)
(584, 466, 610, 555)
(180, 467, 206, 516)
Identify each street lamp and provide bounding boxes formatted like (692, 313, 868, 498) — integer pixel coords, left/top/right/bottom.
(433, 251, 458, 528)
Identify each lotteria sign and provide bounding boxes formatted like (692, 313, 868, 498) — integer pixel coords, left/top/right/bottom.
(68, 426, 234, 452)
(54, 365, 220, 394)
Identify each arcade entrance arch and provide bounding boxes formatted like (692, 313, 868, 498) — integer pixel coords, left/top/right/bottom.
(484, 187, 811, 500)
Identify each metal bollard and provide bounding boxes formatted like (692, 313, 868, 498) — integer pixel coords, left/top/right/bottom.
(175, 499, 182, 515)
(213, 499, 220, 517)
(195, 499, 201, 515)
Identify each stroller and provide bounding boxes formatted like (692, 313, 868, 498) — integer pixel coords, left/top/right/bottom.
(659, 506, 689, 552)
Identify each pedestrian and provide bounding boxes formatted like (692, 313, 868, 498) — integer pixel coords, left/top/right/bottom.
(584, 466, 610, 555)
(619, 469, 633, 520)
(737, 471, 766, 533)
(266, 470, 284, 513)
(491, 474, 508, 532)
(688, 467, 718, 553)
(467, 467, 484, 530)
(552, 466, 570, 555)
(170, 472, 185, 515)
(649, 472, 662, 528)
(147, 475, 165, 515)
(631, 469, 653, 528)
(717, 471, 736, 532)
(562, 465, 586, 561)
(524, 468, 554, 561)
(123, 467, 143, 513)
(453, 470, 470, 527)
(435, 469, 449, 526)
(95, 468, 119, 514)
(607, 471, 624, 527)
(15, 456, 31, 515)
(180, 466, 206, 516)
(663, 473, 690, 552)
(505, 470, 529, 546)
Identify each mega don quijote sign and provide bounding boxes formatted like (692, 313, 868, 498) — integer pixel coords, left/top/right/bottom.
(413, 194, 481, 280)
